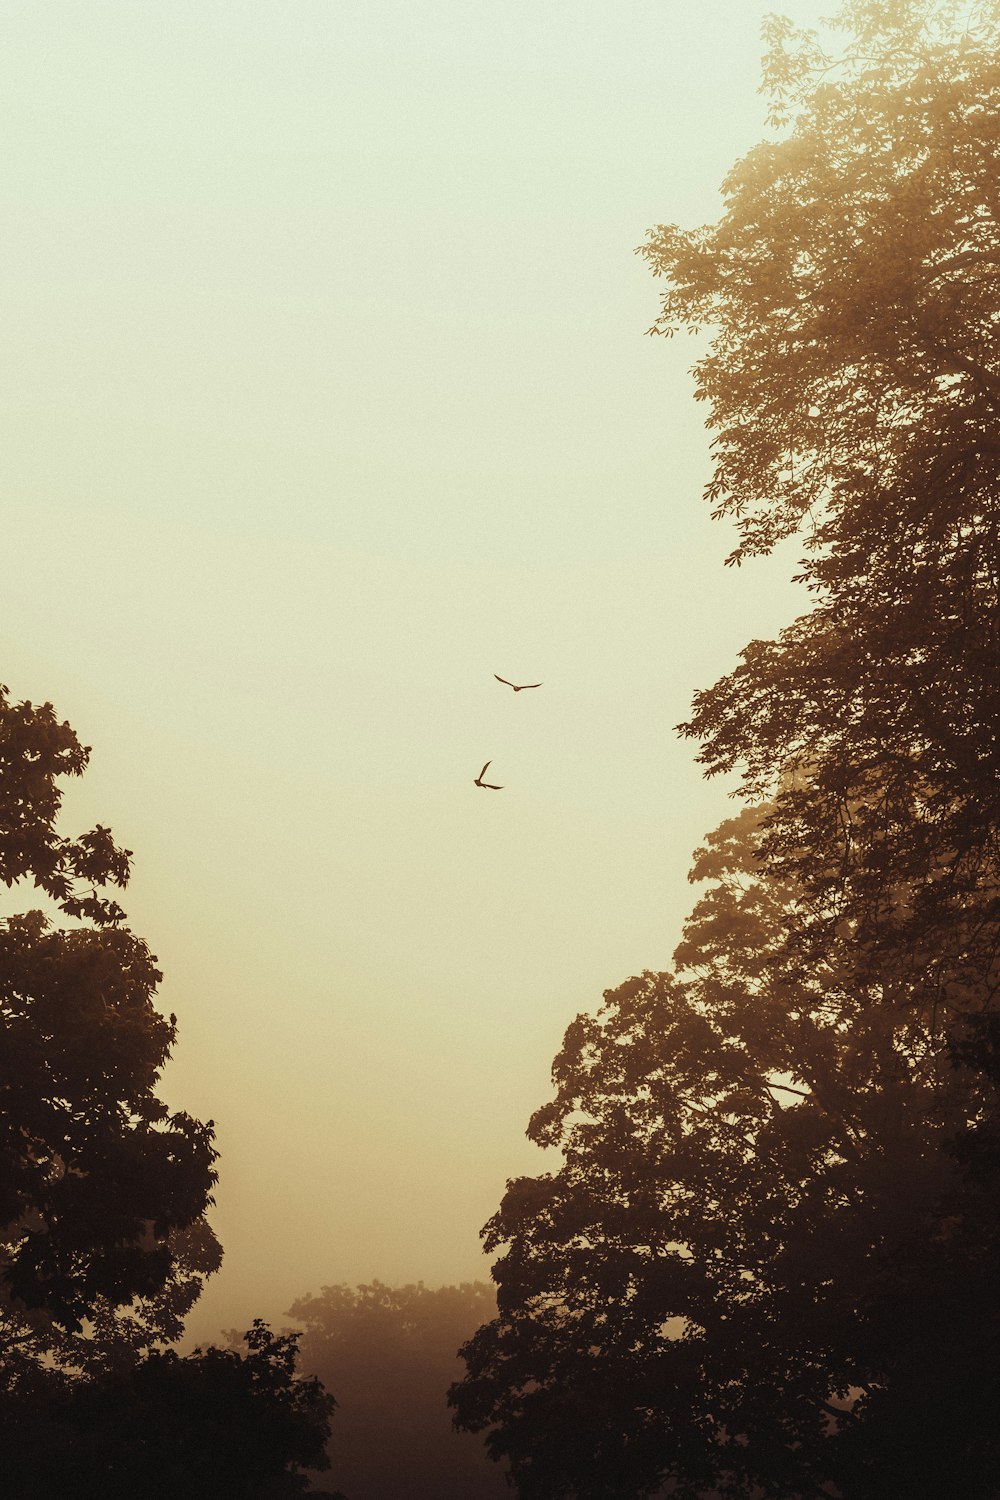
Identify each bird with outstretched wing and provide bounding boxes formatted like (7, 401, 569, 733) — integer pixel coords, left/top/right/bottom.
(494, 675, 542, 692)
(474, 761, 503, 789)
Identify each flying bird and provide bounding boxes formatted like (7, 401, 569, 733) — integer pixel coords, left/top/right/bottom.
(474, 761, 503, 789)
(494, 675, 542, 692)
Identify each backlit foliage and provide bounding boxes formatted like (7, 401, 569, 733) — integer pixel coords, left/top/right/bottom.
(451, 3, 1000, 1495)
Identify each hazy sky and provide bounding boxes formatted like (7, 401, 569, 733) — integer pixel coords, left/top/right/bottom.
(1, 0, 828, 1343)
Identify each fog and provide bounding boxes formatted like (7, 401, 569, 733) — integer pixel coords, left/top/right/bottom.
(0, 0, 826, 1348)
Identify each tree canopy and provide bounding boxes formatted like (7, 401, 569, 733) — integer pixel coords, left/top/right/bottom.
(0, 683, 219, 1338)
(0, 681, 337, 1496)
(452, 810, 1000, 1497)
(450, 2, 1000, 1495)
(645, 0, 1000, 1006)
(0, 1320, 339, 1500)
(643, 0, 1000, 565)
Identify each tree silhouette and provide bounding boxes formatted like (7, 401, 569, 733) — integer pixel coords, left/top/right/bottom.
(644, 0, 1000, 1010)
(0, 683, 218, 1338)
(452, 2, 1000, 1494)
(0, 681, 338, 1496)
(0, 1320, 340, 1500)
(452, 809, 1000, 1497)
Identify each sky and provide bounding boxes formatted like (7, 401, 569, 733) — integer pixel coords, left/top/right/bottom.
(0, 0, 829, 1344)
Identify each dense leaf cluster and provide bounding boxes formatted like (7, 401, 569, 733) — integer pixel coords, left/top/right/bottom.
(0, 1321, 339, 1500)
(664, 0, 1000, 1013)
(0, 683, 219, 1337)
(455, 815, 1000, 1497)
(0, 685, 131, 924)
(0, 914, 218, 1333)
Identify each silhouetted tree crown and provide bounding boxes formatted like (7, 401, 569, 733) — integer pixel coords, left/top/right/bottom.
(0, 683, 219, 1337)
(0, 683, 338, 1497)
(643, 0, 1000, 1001)
(0, 684, 131, 925)
(452, 810, 1000, 1497)
(0, 1320, 339, 1500)
(643, 0, 1000, 565)
(451, 3, 1000, 1496)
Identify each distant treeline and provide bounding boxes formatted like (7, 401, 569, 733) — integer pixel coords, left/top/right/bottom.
(282, 1280, 507, 1500)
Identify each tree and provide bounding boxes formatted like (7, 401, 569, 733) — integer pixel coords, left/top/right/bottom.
(288, 1280, 507, 1500)
(0, 1319, 341, 1500)
(0, 682, 341, 1497)
(451, 2, 1000, 1494)
(452, 809, 1000, 1498)
(642, 0, 1000, 1009)
(0, 683, 219, 1340)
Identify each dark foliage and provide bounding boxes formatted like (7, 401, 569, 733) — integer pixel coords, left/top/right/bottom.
(0, 913, 218, 1333)
(0, 683, 131, 925)
(0, 682, 218, 1334)
(646, 0, 1000, 1003)
(0, 1320, 340, 1500)
(0, 681, 338, 1496)
(451, 2, 1000, 1495)
(452, 812, 1000, 1497)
